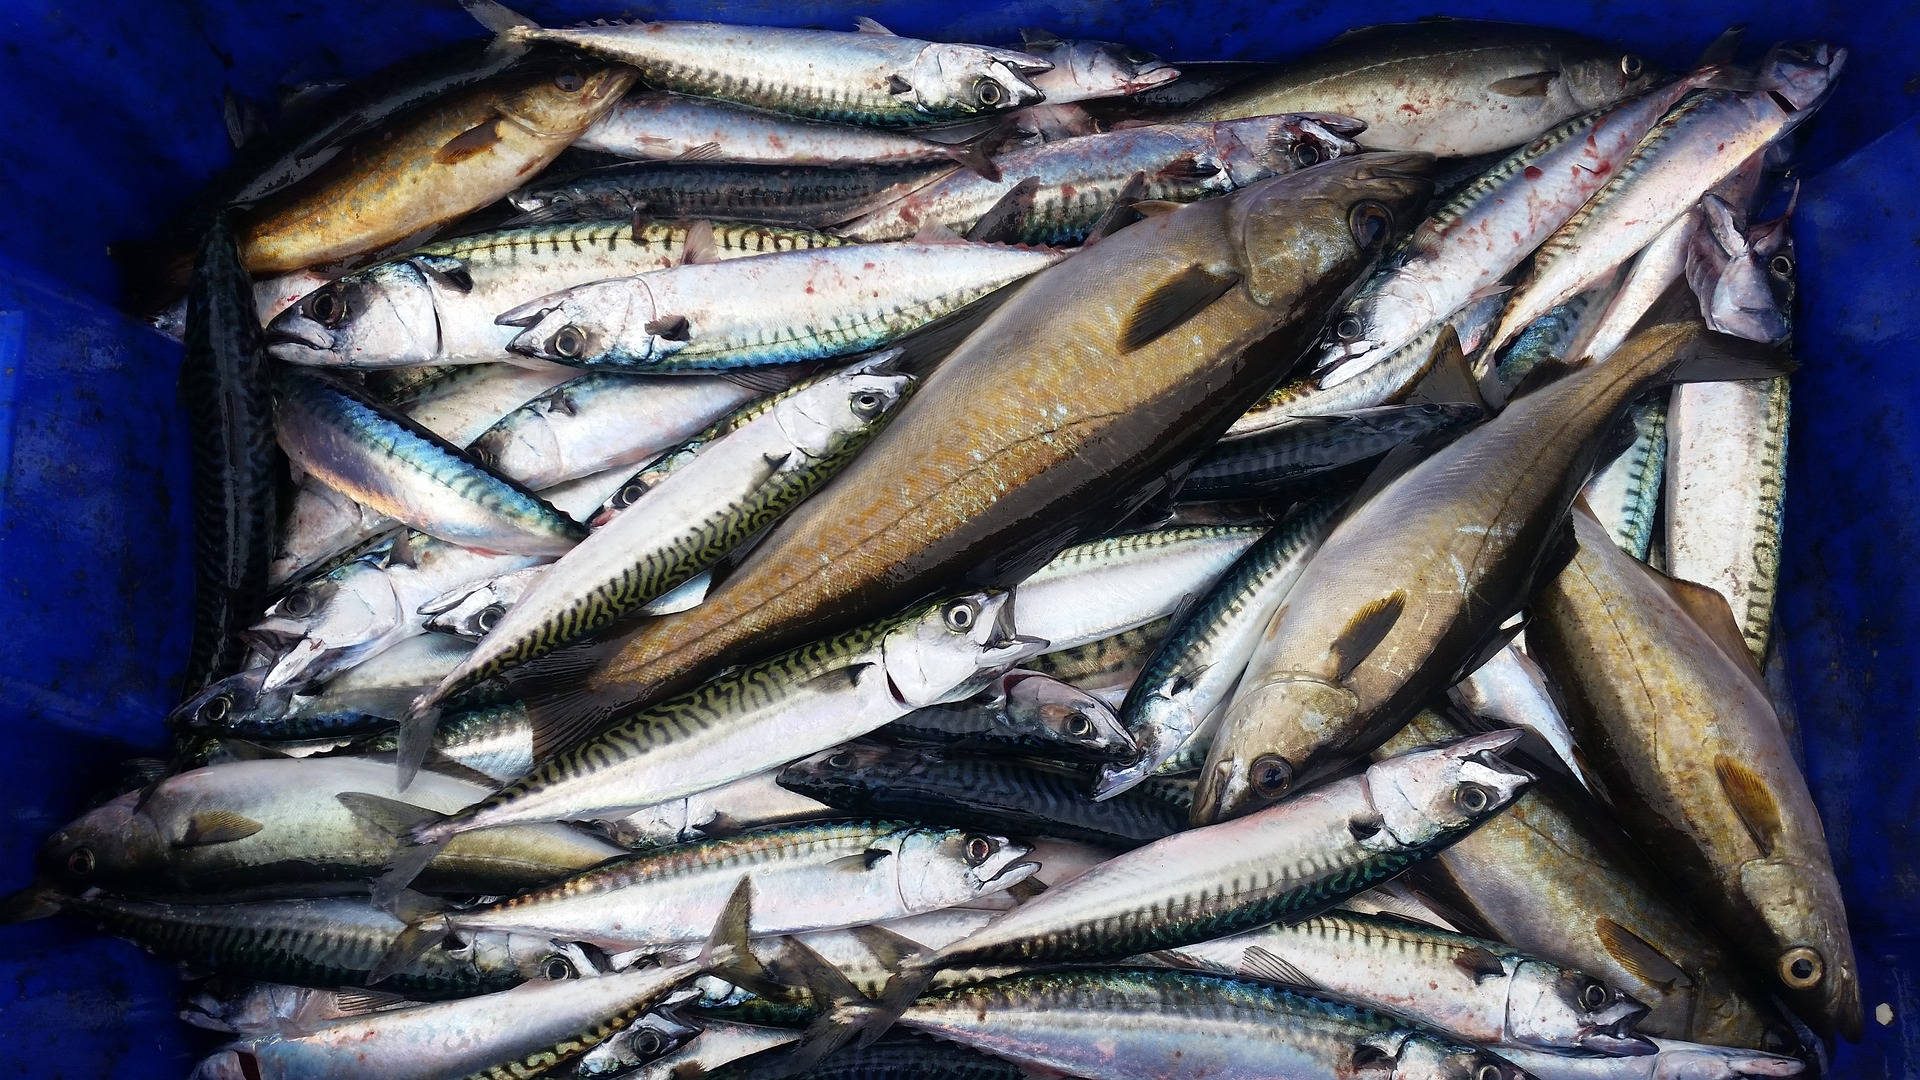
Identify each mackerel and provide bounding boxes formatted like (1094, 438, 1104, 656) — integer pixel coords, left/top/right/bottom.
(1451, 644, 1588, 787)
(1187, 403, 1481, 503)
(881, 669, 1136, 764)
(1098, 499, 1340, 798)
(1013, 31, 1180, 104)
(572, 1012, 703, 1078)
(498, 239, 1064, 371)
(1226, 320, 1463, 441)
(577, 91, 993, 170)
(834, 116, 1363, 245)
(1499, 1039, 1804, 1079)
(1010, 525, 1264, 653)
(1027, 619, 1170, 696)
(1582, 392, 1668, 559)
(510, 159, 960, 229)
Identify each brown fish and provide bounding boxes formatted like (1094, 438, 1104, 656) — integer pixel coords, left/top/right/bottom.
(510, 152, 1436, 756)
(1194, 317, 1792, 824)
(238, 64, 635, 273)
(1531, 508, 1862, 1040)
(1379, 710, 1792, 1050)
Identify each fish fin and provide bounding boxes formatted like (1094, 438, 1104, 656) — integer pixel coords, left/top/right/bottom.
(409, 254, 474, 293)
(1004, 875, 1048, 901)
(775, 935, 875, 1008)
(853, 16, 896, 34)
(675, 141, 724, 163)
(435, 118, 504, 165)
(175, 810, 265, 848)
(1329, 592, 1405, 682)
(1119, 265, 1242, 352)
(699, 877, 767, 988)
(964, 176, 1041, 244)
(1018, 27, 1065, 49)
(940, 140, 1002, 182)
(1403, 326, 1485, 410)
(681, 219, 720, 265)
(503, 638, 624, 760)
(1714, 754, 1784, 857)
(387, 530, 419, 570)
(369, 910, 452, 985)
(1646, 568, 1767, 687)
(395, 695, 442, 792)
(1238, 945, 1318, 988)
(222, 91, 266, 151)
(1504, 356, 1579, 401)
(1446, 619, 1527, 691)
(721, 365, 807, 394)
(1695, 24, 1745, 68)
(845, 924, 923, 970)
(1161, 151, 1224, 182)
(1659, 324, 1796, 384)
(827, 849, 892, 872)
(0, 887, 64, 923)
(327, 989, 411, 1018)
(645, 314, 692, 342)
(1082, 172, 1152, 244)
(1453, 945, 1508, 982)
(1595, 917, 1691, 993)
(913, 218, 966, 244)
(886, 74, 913, 96)
(335, 792, 452, 905)
(459, 0, 539, 34)
(1488, 71, 1560, 97)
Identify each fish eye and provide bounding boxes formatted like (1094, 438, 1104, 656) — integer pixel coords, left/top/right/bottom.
(474, 604, 505, 634)
(631, 1029, 666, 1056)
(550, 325, 587, 359)
(1348, 200, 1393, 248)
(1769, 253, 1795, 278)
(973, 77, 1006, 107)
(963, 835, 995, 865)
(195, 692, 233, 726)
(554, 68, 586, 93)
(303, 285, 348, 328)
(1477, 1065, 1505, 1080)
(66, 847, 95, 877)
(850, 389, 884, 416)
(1620, 54, 1645, 79)
(1291, 141, 1326, 169)
(543, 954, 577, 980)
(1334, 313, 1365, 343)
(1250, 754, 1292, 799)
(1065, 711, 1095, 737)
(943, 600, 978, 632)
(1455, 781, 1494, 814)
(280, 587, 317, 618)
(827, 750, 854, 769)
(615, 479, 652, 508)
(1579, 979, 1610, 1010)
(1779, 946, 1823, 988)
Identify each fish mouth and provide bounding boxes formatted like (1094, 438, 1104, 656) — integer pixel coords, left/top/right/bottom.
(1122, 65, 1182, 92)
(265, 318, 336, 357)
(985, 858, 1041, 886)
(1578, 1016, 1656, 1056)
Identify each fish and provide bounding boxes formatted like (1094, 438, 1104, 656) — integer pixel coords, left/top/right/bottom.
(181, 215, 279, 689)
(833, 115, 1364, 245)
(1486, 43, 1844, 353)
(1157, 909, 1653, 1054)
(1012, 30, 1181, 103)
(399, 590, 1043, 847)
(706, 1034, 1027, 1080)
(1010, 525, 1265, 653)
(466, 371, 764, 491)
(17, 756, 625, 901)
(875, 731, 1529, 1012)
(1180, 19, 1659, 155)
(170, 633, 470, 742)
(571, 1011, 705, 1078)
(1226, 319, 1471, 441)
(1498, 1038, 1805, 1079)
(1686, 194, 1794, 346)
(1098, 498, 1341, 798)
(1482, 294, 1600, 408)
(336, 701, 536, 786)
(508, 152, 1434, 753)
(266, 219, 845, 369)
(871, 967, 1533, 1080)
(1450, 644, 1588, 788)
(778, 742, 1189, 849)
(1377, 710, 1793, 1051)
(1580, 393, 1668, 560)
(237, 62, 637, 272)
(1194, 320, 1791, 823)
(377, 819, 1035, 953)
(272, 367, 587, 558)
(509, 159, 962, 229)
(189, 881, 759, 1080)
(1185, 402, 1483, 503)
(1027, 618, 1171, 697)
(608, 770, 834, 850)
(404, 361, 914, 765)
(576, 92, 998, 174)
(466, 3, 1051, 128)
(881, 668, 1136, 764)
(496, 238, 1064, 371)
(1530, 508, 1860, 1038)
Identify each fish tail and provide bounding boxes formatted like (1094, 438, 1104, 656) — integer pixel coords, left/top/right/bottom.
(334, 793, 454, 906)
(396, 692, 444, 792)
(459, 0, 539, 38)
(369, 906, 451, 985)
(698, 877, 764, 987)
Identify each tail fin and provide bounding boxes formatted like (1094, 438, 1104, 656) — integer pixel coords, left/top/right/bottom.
(396, 694, 442, 792)
(698, 877, 767, 990)
(459, 0, 539, 36)
(335, 792, 452, 908)
(941, 141, 1002, 183)
(368, 904, 452, 985)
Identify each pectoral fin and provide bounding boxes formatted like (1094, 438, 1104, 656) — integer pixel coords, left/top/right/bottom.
(1714, 754, 1784, 856)
(1489, 71, 1559, 97)
(436, 118, 503, 164)
(1119, 265, 1242, 352)
(1330, 592, 1405, 681)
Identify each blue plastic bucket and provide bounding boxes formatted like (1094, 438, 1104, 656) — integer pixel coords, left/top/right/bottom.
(0, 2, 1913, 1075)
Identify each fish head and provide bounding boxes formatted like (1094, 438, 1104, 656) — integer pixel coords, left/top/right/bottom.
(1214, 114, 1365, 188)
(38, 796, 167, 893)
(899, 45, 1049, 117)
(1739, 857, 1862, 1040)
(499, 64, 639, 136)
(500, 279, 664, 367)
(468, 398, 566, 488)
(1001, 670, 1136, 762)
(893, 826, 1037, 907)
(774, 365, 914, 458)
(1229, 150, 1434, 312)
(1369, 1028, 1532, 1080)
(1504, 960, 1654, 1055)
(251, 568, 402, 692)
(167, 667, 282, 734)
(1757, 41, 1847, 113)
(1367, 729, 1533, 847)
(575, 1009, 702, 1076)
(1561, 49, 1664, 113)
(1685, 196, 1791, 346)
(592, 447, 699, 527)
(1192, 676, 1359, 823)
(1033, 38, 1180, 98)
(267, 263, 441, 367)
(879, 591, 1050, 708)
(779, 743, 907, 797)
(191, 1051, 260, 1080)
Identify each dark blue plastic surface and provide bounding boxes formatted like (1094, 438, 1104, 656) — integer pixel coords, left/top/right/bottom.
(0, 3, 1913, 1076)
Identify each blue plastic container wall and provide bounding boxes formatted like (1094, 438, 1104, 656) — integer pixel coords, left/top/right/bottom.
(0, 2, 1914, 1076)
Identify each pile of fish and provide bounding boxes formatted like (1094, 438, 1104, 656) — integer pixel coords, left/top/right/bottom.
(6, 3, 1858, 1078)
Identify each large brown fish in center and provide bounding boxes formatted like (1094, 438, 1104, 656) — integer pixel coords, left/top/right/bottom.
(519, 153, 1434, 750)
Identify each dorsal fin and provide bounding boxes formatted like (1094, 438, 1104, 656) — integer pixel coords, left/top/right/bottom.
(853, 16, 895, 34)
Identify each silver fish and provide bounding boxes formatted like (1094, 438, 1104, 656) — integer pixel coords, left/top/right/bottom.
(572, 1011, 704, 1078)
(1013, 30, 1180, 103)
(1451, 643, 1588, 788)
(591, 1016, 800, 1079)
(576, 91, 990, 170)
(1012, 525, 1265, 654)
(1500, 1039, 1805, 1079)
